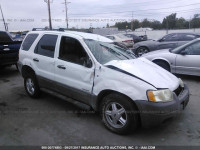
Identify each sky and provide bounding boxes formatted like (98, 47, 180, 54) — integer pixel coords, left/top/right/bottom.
(0, 0, 200, 31)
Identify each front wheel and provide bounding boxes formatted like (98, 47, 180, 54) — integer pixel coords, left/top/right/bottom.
(136, 47, 149, 57)
(101, 93, 139, 134)
(24, 74, 40, 98)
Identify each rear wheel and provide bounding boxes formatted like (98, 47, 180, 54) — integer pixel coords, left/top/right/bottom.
(101, 93, 139, 134)
(154, 60, 170, 72)
(24, 73, 40, 98)
(136, 47, 149, 57)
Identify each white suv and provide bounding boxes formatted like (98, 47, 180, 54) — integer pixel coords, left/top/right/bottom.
(18, 31, 189, 134)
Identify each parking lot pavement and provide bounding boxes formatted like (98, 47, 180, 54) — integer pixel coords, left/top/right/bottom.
(0, 66, 200, 146)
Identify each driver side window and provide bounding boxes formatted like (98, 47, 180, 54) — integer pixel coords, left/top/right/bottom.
(59, 36, 92, 68)
(183, 41, 200, 55)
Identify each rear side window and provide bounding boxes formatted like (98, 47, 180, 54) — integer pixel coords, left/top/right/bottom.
(181, 34, 196, 41)
(107, 36, 115, 40)
(35, 34, 58, 58)
(21, 34, 39, 51)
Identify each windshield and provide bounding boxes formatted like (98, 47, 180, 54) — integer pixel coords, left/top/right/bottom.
(84, 39, 135, 64)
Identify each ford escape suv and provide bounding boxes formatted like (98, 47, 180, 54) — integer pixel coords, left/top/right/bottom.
(18, 31, 190, 134)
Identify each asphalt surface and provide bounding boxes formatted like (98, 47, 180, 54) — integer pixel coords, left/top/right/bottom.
(0, 66, 200, 146)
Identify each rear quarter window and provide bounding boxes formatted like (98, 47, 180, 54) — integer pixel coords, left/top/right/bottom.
(21, 34, 39, 51)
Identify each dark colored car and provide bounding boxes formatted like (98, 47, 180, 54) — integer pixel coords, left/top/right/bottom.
(132, 33, 200, 56)
(0, 31, 22, 69)
(124, 33, 147, 43)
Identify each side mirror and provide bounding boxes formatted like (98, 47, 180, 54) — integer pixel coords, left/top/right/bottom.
(180, 50, 187, 55)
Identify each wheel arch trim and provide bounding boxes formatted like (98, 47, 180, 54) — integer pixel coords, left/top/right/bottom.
(94, 89, 140, 112)
(151, 58, 171, 71)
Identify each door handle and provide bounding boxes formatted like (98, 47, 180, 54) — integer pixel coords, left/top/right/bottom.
(33, 58, 39, 62)
(57, 65, 66, 70)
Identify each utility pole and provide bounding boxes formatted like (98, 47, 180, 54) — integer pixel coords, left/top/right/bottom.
(62, 0, 71, 29)
(189, 16, 191, 29)
(44, 0, 53, 30)
(131, 11, 134, 31)
(0, 4, 8, 31)
(166, 19, 169, 34)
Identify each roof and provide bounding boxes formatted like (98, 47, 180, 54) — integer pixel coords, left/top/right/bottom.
(29, 30, 113, 43)
(167, 32, 200, 35)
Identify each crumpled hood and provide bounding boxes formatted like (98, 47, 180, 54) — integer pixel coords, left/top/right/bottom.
(105, 57, 179, 91)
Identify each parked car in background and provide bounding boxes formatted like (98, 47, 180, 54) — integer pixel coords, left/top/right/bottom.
(113, 42, 129, 50)
(18, 31, 189, 134)
(124, 33, 147, 43)
(143, 38, 200, 76)
(0, 31, 22, 69)
(133, 33, 200, 56)
(106, 34, 134, 48)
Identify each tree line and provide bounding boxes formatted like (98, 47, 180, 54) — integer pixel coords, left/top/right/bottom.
(113, 13, 200, 30)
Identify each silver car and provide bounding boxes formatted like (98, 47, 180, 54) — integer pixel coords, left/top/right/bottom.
(142, 38, 200, 76)
(106, 34, 134, 48)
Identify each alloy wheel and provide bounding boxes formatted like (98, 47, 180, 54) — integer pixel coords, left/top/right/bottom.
(26, 78, 35, 95)
(105, 102, 127, 128)
(137, 47, 149, 56)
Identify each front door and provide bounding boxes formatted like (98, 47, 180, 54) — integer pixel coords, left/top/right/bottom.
(55, 36, 94, 104)
(158, 33, 179, 49)
(176, 41, 200, 76)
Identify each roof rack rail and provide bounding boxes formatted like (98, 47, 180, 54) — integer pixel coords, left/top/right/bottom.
(32, 28, 65, 32)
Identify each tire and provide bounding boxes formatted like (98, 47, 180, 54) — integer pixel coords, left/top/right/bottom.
(101, 93, 139, 135)
(15, 64, 19, 71)
(24, 73, 40, 98)
(154, 61, 170, 72)
(136, 47, 149, 57)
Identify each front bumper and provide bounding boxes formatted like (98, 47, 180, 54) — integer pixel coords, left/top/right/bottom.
(135, 84, 190, 128)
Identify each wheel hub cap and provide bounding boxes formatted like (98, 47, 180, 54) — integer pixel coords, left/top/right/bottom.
(26, 78, 35, 95)
(105, 102, 127, 128)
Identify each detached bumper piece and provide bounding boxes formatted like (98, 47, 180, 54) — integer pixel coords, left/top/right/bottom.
(135, 84, 189, 128)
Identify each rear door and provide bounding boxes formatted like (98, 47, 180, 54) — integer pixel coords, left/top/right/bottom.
(175, 40, 200, 76)
(32, 34, 59, 89)
(54, 36, 94, 104)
